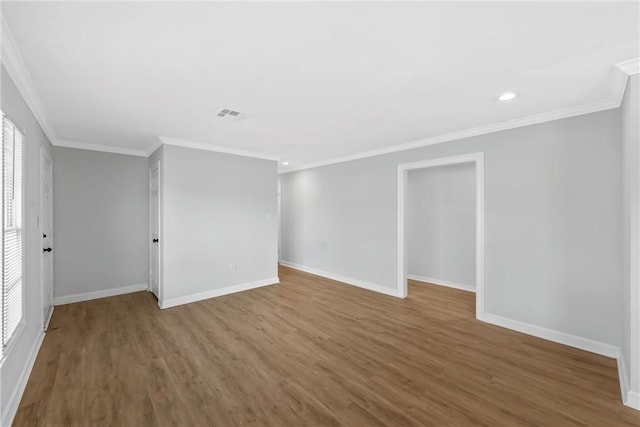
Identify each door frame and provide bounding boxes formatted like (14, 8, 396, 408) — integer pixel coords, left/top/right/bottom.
(148, 160, 162, 303)
(39, 145, 54, 330)
(277, 181, 282, 262)
(396, 152, 485, 320)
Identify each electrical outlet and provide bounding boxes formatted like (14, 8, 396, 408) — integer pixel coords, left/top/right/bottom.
(266, 212, 272, 221)
(229, 263, 236, 271)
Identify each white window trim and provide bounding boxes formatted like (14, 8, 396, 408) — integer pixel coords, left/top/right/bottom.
(0, 320, 25, 367)
(1, 111, 27, 364)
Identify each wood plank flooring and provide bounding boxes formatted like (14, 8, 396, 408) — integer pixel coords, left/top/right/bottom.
(13, 266, 640, 426)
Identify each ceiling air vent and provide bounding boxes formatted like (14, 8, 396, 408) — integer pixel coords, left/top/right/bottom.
(217, 108, 249, 120)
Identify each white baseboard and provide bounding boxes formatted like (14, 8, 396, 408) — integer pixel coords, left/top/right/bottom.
(53, 283, 148, 306)
(480, 312, 620, 359)
(1, 330, 45, 427)
(159, 277, 280, 309)
(44, 307, 54, 331)
(618, 355, 640, 410)
(279, 260, 399, 297)
(617, 355, 630, 406)
(280, 262, 635, 407)
(483, 312, 638, 408)
(407, 274, 475, 293)
(626, 390, 640, 410)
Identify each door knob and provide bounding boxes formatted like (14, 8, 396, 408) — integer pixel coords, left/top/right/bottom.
(43, 247, 52, 253)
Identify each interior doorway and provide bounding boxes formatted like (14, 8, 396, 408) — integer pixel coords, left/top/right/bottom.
(40, 146, 54, 330)
(277, 181, 282, 262)
(397, 153, 485, 319)
(149, 161, 161, 300)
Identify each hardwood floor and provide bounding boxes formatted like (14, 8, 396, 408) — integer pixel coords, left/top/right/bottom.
(14, 266, 640, 426)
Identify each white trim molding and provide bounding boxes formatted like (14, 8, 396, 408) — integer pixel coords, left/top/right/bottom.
(279, 261, 399, 297)
(626, 391, 640, 411)
(618, 355, 640, 410)
(617, 55, 640, 413)
(159, 136, 280, 162)
(145, 137, 163, 157)
(159, 277, 280, 309)
(1, 330, 45, 427)
(611, 58, 640, 107)
(1, 16, 58, 145)
(481, 312, 620, 359)
(55, 139, 148, 157)
(618, 355, 629, 407)
(44, 307, 54, 332)
(397, 153, 485, 319)
(53, 283, 148, 306)
(279, 59, 639, 175)
(617, 58, 640, 76)
(280, 97, 619, 174)
(2, 20, 636, 169)
(611, 66, 631, 108)
(485, 312, 638, 409)
(407, 274, 475, 293)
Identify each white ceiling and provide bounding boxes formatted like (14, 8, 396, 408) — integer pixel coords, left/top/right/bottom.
(2, 1, 639, 172)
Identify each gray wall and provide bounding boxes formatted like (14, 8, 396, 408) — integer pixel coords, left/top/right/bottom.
(161, 145, 278, 302)
(53, 147, 148, 298)
(0, 66, 54, 424)
(621, 74, 639, 398)
(280, 109, 623, 347)
(407, 163, 475, 288)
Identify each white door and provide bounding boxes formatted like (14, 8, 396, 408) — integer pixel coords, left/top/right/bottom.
(150, 163, 160, 298)
(40, 148, 53, 329)
(277, 181, 281, 262)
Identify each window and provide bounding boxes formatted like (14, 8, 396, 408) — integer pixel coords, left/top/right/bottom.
(1, 113, 24, 360)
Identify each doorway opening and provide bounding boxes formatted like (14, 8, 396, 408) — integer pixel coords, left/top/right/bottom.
(40, 146, 54, 330)
(397, 153, 485, 319)
(149, 161, 162, 301)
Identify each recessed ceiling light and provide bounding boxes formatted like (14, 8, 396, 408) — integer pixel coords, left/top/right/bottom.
(499, 92, 516, 101)
(282, 162, 289, 165)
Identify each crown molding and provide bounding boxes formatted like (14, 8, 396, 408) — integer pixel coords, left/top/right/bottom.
(1, 16, 58, 145)
(55, 140, 148, 157)
(611, 58, 640, 107)
(159, 136, 279, 161)
(145, 137, 163, 157)
(616, 58, 640, 76)
(611, 65, 631, 107)
(1, 23, 635, 167)
(280, 96, 619, 174)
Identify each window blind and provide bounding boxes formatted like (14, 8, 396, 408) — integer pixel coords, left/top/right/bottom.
(1, 113, 24, 360)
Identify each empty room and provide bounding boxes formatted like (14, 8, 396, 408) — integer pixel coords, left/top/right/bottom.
(1, 1, 639, 426)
